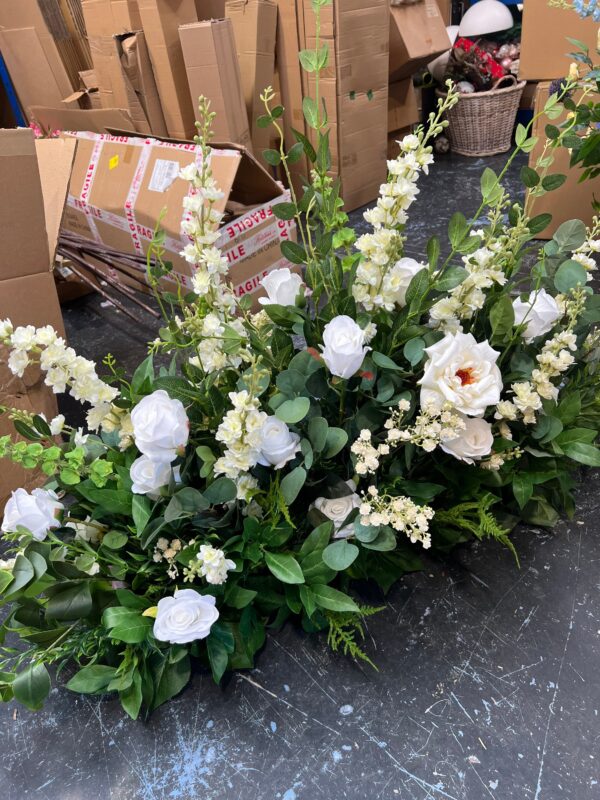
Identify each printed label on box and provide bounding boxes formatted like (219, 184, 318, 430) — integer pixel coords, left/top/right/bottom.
(148, 159, 180, 193)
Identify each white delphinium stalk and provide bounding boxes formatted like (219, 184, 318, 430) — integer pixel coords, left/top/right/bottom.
(359, 486, 434, 549)
(214, 390, 267, 481)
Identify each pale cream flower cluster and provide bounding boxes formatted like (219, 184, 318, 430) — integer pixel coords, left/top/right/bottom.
(571, 216, 600, 280)
(153, 537, 182, 580)
(187, 312, 250, 374)
(352, 133, 433, 312)
(359, 486, 434, 549)
(195, 544, 236, 585)
(214, 390, 266, 482)
(429, 245, 507, 332)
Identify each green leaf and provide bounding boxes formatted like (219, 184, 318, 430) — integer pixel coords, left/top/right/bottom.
(560, 442, 600, 466)
(308, 416, 329, 452)
(299, 585, 317, 617)
(103, 607, 152, 643)
(272, 202, 297, 221)
(322, 540, 359, 571)
(264, 551, 304, 584)
(153, 376, 197, 404)
(280, 240, 307, 265)
(323, 427, 348, 458)
(280, 467, 307, 505)
(299, 48, 318, 72)
(542, 173, 567, 192)
(427, 235, 441, 269)
(435, 267, 468, 292)
(405, 268, 430, 308)
(311, 584, 359, 613)
(204, 478, 237, 505)
(554, 259, 587, 293)
(372, 352, 403, 372)
(262, 148, 281, 166)
(131, 355, 154, 394)
(403, 337, 425, 366)
(67, 664, 117, 694)
(275, 396, 310, 424)
(532, 415, 563, 442)
(554, 427, 596, 447)
(299, 521, 333, 557)
(120, 672, 143, 719)
(102, 530, 128, 549)
(287, 141, 304, 164)
(553, 219, 587, 252)
(490, 294, 515, 343)
(513, 474, 533, 509)
(481, 166, 502, 200)
(13, 663, 50, 710)
(46, 582, 93, 621)
(448, 212, 468, 248)
(520, 165, 540, 188)
(361, 527, 397, 551)
(353, 519, 380, 542)
(528, 214, 552, 236)
(515, 123, 527, 147)
(225, 585, 257, 609)
(0, 570, 13, 594)
(4, 555, 34, 596)
(132, 495, 152, 535)
(115, 589, 150, 609)
(76, 484, 132, 516)
(152, 655, 191, 710)
(207, 636, 229, 683)
(302, 96, 318, 128)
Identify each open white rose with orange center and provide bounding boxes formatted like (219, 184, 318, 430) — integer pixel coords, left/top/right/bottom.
(419, 331, 502, 417)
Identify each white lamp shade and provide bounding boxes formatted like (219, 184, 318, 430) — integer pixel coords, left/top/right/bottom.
(428, 26, 460, 82)
(458, 0, 513, 37)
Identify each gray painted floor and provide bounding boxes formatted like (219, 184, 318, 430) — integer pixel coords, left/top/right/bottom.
(2, 151, 599, 800)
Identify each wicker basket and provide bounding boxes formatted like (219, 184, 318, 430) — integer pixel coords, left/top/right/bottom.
(436, 76, 526, 157)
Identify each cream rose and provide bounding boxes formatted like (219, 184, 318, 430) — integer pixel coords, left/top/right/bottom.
(512, 289, 561, 342)
(1, 488, 63, 541)
(320, 315, 369, 379)
(419, 331, 502, 417)
(153, 588, 219, 644)
(440, 416, 493, 464)
(258, 268, 303, 306)
(257, 416, 301, 469)
(130, 455, 172, 497)
(384, 257, 428, 307)
(311, 480, 361, 538)
(131, 389, 189, 462)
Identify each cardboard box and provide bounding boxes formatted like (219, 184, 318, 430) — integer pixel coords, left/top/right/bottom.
(387, 127, 412, 160)
(226, 0, 278, 162)
(30, 105, 136, 134)
(527, 82, 600, 238)
(179, 19, 251, 148)
(63, 71, 102, 110)
(388, 78, 419, 133)
(61, 131, 297, 305)
(437, 0, 452, 25)
(0, 130, 74, 510)
(389, 0, 451, 81)
(115, 32, 168, 135)
(519, 81, 538, 112)
(137, 0, 200, 140)
(520, 0, 600, 81)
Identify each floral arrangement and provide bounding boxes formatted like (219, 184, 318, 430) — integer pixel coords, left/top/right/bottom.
(0, 2, 599, 718)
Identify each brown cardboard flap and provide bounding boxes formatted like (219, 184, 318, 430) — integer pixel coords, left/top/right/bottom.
(35, 138, 78, 265)
(0, 27, 67, 117)
(115, 31, 168, 136)
(0, 128, 50, 281)
(389, 1, 451, 81)
(29, 106, 136, 133)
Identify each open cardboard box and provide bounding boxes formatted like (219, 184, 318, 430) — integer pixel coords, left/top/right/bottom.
(60, 130, 297, 305)
(389, 0, 451, 82)
(0, 129, 76, 511)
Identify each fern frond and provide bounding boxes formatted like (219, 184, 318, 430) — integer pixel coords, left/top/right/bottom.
(325, 605, 384, 670)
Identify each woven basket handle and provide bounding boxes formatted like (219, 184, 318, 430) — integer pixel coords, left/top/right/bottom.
(491, 74, 518, 91)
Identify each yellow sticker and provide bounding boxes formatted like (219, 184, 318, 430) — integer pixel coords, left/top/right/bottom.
(109, 154, 119, 170)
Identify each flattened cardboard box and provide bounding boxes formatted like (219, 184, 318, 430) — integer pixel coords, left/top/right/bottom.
(520, 0, 600, 81)
(61, 131, 297, 304)
(0, 130, 74, 510)
(527, 82, 600, 238)
(179, 20, 251, 149)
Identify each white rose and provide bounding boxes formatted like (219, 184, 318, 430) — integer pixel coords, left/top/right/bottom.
(311, 480, 361, 537)
(419, 331, 502, 417)
(258, 268, 303, 306)
(440, 416, 493, 464)
(1, 488, 63, 541)
(384, 258, 428, 307)
(131, 390, 189, 462)
(130, 456, 172, 497)
(153, 588, 219, 644)
(512, 289, 561, 342)
(257, 416, 301, 469)
(320, 315, 369, 379)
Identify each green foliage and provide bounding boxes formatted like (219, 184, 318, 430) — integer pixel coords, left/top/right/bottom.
(325, 605, 384, 669)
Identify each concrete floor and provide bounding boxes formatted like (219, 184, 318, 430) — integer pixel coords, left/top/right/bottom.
(2, 151, 600, 800)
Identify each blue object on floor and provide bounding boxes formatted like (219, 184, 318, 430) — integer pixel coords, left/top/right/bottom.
(0, 52, 26, 127)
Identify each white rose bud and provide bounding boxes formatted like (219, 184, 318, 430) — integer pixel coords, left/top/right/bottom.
(258, 267, 304, 306)
(320, 315, 370, 379)
(257, 416, 301, 469)
(130, 455, 172, 497)
(131, 389, 189, 462)
(512, 289, 561, 343)
(1, 488, 63, 541)
(311, 480, 361, 538)
(153, 588, 219, 644)
(440, 417, 494, 464)
(419, 331, 502, 417)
